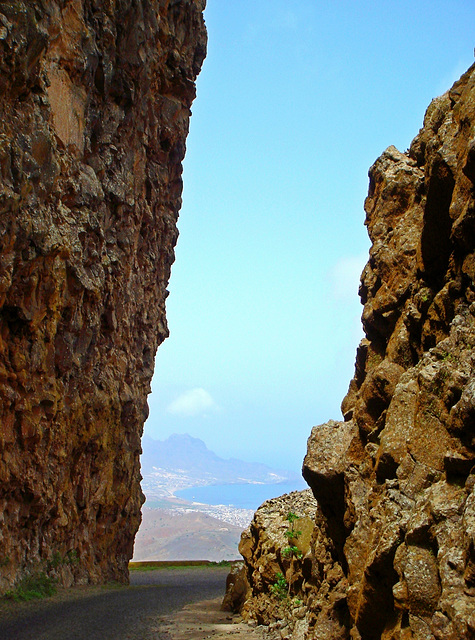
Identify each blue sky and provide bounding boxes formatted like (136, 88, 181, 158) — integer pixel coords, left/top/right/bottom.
(144, 1, 475, 474)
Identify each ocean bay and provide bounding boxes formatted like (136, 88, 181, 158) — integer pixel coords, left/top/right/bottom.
(175, 479, 308, 511)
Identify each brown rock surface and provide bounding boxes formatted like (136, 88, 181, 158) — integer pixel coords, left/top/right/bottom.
(0, 0, 206, 591)
(233, 65, 475, 639)
(225, 490, 320, 638)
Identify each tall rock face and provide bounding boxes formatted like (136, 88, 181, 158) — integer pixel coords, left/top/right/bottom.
(0, 0, 206, 590)
(235, 66, 475, 639)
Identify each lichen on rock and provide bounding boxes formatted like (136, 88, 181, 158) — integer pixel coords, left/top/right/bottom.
(232, 64, 475, 639)
(0, 0, 206, 591)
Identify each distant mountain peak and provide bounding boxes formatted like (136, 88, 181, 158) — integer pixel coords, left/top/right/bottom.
(166, 433, 210, 450)
(141, 432, 299, 484)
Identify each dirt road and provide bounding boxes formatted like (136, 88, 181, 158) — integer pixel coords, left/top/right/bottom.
(159, 596, 275, 640)
(0, 566, 240, 640)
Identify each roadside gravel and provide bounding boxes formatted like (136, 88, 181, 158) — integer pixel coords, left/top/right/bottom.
(159, 597, 276, 640)
(0, 566, 230, 640)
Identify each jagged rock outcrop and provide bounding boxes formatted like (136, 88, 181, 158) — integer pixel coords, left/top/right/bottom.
(0, 0, 206, 591)
(234, 65, 475, 639)
(223, 491, 319, 638)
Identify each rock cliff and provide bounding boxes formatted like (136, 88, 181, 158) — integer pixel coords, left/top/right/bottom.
(232, 65, 475, 639)
(0, 0, 206, 590)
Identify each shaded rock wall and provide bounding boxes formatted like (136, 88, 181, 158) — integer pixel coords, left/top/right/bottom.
(0, 0, 206, 590)
(235, 65, 475, 639)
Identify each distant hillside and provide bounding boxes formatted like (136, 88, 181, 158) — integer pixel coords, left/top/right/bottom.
(132, 508, 243, 562)
(141, 433, 299, 484)
(137, 434, 306, 562)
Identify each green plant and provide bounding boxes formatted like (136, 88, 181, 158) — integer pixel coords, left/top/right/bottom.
(65, 550, 79, 566)
(0, 556, 10, 568)
(269, 511, 305, 604)
(46, 549, 79, 571)
(283, 544, 302, 558)
(283, 512, 303, 560)
(48, 551, 63, 570)
(5, 572, 56, 601)
(270, 572, 288, 600)
(420, 289, 432, 304)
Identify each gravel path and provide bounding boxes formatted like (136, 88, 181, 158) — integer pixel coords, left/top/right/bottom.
(0, 566, 230, 640)
(159, 597, 275, 640)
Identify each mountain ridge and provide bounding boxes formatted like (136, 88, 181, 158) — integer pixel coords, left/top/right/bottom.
(141, 433, 300, 485)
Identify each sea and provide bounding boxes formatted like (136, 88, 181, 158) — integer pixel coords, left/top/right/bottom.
(175, 479, 308, 511)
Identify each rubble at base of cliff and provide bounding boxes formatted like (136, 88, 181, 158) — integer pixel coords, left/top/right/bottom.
(226, 64, 475, 640)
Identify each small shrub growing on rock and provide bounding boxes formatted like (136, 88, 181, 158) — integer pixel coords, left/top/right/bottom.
(283, 511, 303, 561)
(4, 549, 80, 601)
(270, 572, 288, 600)
(65, 550, 79, 566)
(47, 551, 63, 570)
(270, 511, 304, 604)
(5, 571, 56, 601)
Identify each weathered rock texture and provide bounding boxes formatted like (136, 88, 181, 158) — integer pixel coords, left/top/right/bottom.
(0, 0, 206, 591)
(235, 65, 475, 639)
(223, 490, 319, 638)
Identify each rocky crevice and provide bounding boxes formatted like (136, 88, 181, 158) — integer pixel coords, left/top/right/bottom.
(0, 0, 206, 590)
(230, 65, 475, 639)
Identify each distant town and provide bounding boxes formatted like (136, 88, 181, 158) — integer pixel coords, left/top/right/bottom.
(133, 433, 304, 561)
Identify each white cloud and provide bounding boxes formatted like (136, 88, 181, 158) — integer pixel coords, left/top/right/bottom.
(328, 254, 368, 303)
(166, 388, 218, 417)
